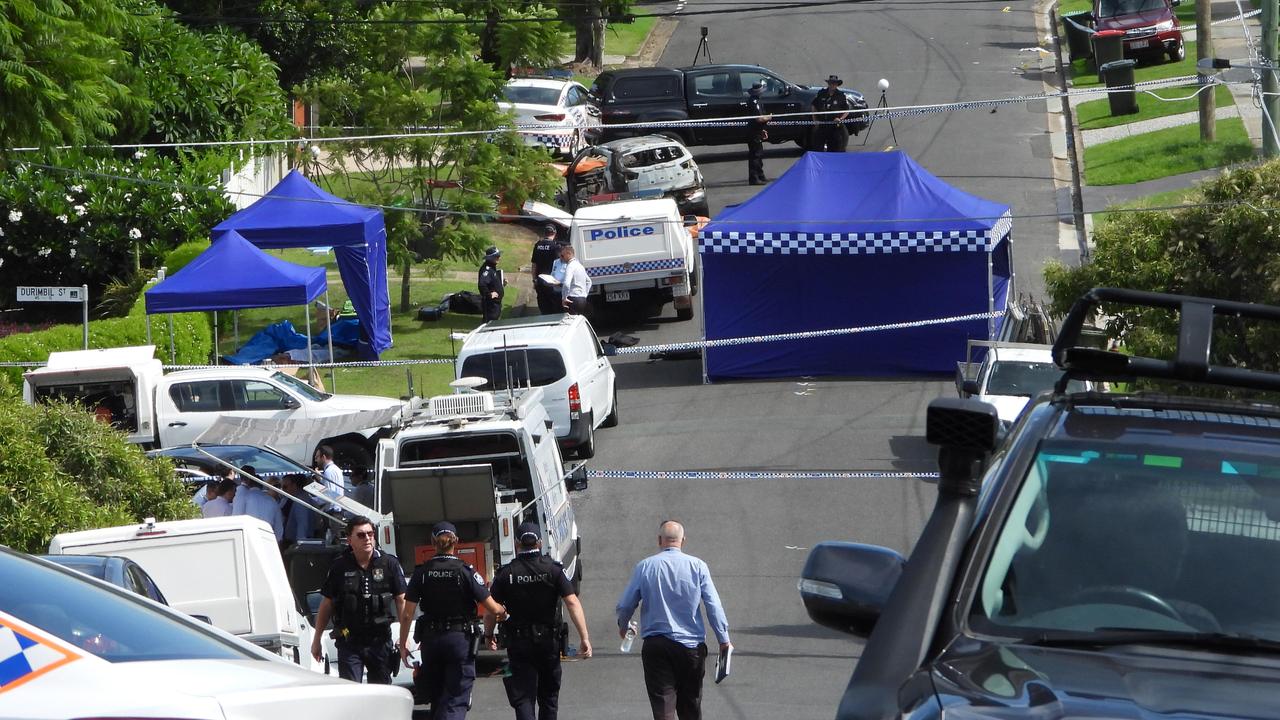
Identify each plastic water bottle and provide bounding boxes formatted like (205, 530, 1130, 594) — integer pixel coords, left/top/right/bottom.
(620, 621, 638, 653)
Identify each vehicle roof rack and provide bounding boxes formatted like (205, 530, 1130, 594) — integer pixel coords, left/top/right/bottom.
(1052, 287, 1280, 393)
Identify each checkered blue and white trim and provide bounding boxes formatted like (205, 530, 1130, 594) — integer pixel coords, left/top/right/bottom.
(518, 130, 573, 152)
(587, 257, 685, 278)
(700, 211, 1013, 256)
(0, 619, 80, 693)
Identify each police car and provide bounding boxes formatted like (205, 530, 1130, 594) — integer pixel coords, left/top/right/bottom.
(0, 548, 411, 718)
(500, 77, 602, 158)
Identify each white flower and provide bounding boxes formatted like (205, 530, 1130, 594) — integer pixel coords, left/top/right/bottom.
(56, 215, 68, 224)
(134, 149, 148, 159)
(128, 228, 142, 240)
(177, 205, 187, 213)
(124, 193, 133, 201)
(70, 185, 83, 193)
(0, 258, 5, 268)
(0, 227, 4, 237)
(172, 192, 184, 202)
(73, 204, 86, 217)
(65, 195, 74, 203)
(7, 211, 20, 223)
(70, 239, 78, 246)
(69, 249, 76, 259)
(37, 248, 50, 257)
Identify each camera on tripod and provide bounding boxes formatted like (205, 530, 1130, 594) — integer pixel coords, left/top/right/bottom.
(701, 26, 708, 37)
(693, 26, 712, 64)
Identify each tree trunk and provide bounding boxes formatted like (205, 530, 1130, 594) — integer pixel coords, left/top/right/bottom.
(574, 0, 604, 66)
(399, 257, 411, 313)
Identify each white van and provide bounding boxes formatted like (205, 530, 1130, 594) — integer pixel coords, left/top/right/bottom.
(48, 516, 321, 671)
(456, 314, 617, 458)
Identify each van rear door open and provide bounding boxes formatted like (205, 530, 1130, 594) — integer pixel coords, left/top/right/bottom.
(381, 464, 500, 576)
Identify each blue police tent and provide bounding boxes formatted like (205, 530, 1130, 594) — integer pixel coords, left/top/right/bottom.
(699, 151, 1012, 380)
(212, 169, 391, 359)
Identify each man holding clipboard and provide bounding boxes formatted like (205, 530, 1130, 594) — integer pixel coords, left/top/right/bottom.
(616, 520, 733, 720)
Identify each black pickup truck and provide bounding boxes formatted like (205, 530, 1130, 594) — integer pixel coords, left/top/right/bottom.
(589, 64, 868, 148)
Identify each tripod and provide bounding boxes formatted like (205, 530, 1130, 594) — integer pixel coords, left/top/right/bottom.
(692, 28, 713, 65)
(859, 90, 899, 147)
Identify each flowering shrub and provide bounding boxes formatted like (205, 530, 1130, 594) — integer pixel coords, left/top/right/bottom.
(0, 320, 54, 339)
(0, 151, 234, 315)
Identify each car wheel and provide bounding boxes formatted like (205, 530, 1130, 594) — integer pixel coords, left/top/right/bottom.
(602, 388, 619, 428)
(1167, 42, 1185, 63)
(676, 305, 694, 321)
(330, 439, 373, 475)
(576, 421, 596, 459)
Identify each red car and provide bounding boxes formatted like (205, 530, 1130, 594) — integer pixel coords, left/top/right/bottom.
(1093, 0, 1185, 63)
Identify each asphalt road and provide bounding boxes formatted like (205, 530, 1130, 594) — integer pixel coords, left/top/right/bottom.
(459, 1, 1055, 717)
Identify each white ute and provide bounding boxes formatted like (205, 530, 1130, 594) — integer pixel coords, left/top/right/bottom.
(955, 341, 1093, 426)
(569, 197, 700, 320)
(23, 345, 405, 469)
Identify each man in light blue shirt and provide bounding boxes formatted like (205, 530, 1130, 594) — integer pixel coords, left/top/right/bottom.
(616, 520, 732, 720)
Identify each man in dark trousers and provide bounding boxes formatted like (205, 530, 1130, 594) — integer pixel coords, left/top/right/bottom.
(810, 74, 852, 152)
(399, 521, 508, 719)
(616, 520, 732, 720)
(530, 224, 564, 315)
(746, 81, 772, 186)
(479, 246, 506, 322)
(485, 521, 592, 720)
(310, 515, 407, 683)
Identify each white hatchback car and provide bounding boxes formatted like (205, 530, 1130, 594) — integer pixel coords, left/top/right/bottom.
(0, 548, 411, 719)
(500, 77, 602, 157)
(456, 314, 617, 458)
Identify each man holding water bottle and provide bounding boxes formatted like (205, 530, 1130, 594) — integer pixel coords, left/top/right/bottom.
(615, 520, 732, 720)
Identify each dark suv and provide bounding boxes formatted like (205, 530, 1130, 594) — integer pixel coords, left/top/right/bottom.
(589, 64, 868, 149)
(802, 288, 1280, 720)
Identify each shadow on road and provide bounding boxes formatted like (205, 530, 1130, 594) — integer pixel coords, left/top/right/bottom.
(613, 355, 704, 390)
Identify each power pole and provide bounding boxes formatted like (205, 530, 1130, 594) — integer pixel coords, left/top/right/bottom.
(1197, 0, 1215, 141)
(1266, 0, 1280, 157)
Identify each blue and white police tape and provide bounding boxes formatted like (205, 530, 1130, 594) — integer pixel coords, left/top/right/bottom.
(614, 309, 1005, 355)
(585, 469, 939, 480)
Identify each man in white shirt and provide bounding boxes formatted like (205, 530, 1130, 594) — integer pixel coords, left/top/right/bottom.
(558, 244, 592, 315)
(201, 479, 237, 518)
(314, 445, 347, 513)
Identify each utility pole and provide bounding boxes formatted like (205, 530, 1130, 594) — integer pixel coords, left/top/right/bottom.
(1197, 0, 1215, 141)
(1266, 0, 1280, 157)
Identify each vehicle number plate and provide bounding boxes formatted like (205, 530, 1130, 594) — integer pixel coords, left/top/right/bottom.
(606, 290, 631, 302)
(1130, 39, 1149, 49)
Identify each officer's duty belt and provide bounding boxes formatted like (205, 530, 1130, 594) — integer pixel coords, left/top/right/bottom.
(420, 617, 476, 633)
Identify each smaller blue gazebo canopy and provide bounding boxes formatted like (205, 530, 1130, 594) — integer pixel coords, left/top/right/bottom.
(145, 230, 327, 314)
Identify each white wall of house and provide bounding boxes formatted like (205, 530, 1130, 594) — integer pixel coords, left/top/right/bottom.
(221, 150, 289, 209)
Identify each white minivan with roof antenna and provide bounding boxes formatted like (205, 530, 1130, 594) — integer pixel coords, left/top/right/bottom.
(456, 314, 618, 459)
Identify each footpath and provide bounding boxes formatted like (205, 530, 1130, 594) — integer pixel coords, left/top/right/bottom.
(1037, 0, 1266, 257)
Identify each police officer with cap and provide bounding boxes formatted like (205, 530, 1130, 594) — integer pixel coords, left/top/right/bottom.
(530, 224, 564, 316)
(479, 246, 506, 322)
(811, 74, 853, 152)
(399, 521, 508, 719)
(310, 515, 407, 683)
(485, 521, 592, 720)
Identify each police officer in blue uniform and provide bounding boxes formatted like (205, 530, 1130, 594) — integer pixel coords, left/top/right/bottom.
(310, 515, 407, 683)
(479, 246, 506, 322)
(485, 522, 592, 720)
(811, 74, 853, 152)
(746, 81, 772, 186)
(399, 521, 508, 719)
(531, 224, 564, 315)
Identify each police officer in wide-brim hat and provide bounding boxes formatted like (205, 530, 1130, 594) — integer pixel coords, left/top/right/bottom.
(811, 73, 853, 152)
(400, 521, 507, 720)
(479, 246, 506, 323)
(311, 515, 407, 684)
(486, 522, 592, 720)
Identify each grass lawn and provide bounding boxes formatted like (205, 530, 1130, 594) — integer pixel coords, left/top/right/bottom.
(212, 225, 536, 399)
(1071, 41, 1201, 88)
(1083, 116, 1253, 185)
(1075, 83, 1233, 130)
(605, 14, 657, 58)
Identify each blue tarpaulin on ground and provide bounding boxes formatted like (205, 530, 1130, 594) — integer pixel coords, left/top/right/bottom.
(698, 150, 1012, 380)
(144, 230, 327, 313)
(212, 170, 391, 359)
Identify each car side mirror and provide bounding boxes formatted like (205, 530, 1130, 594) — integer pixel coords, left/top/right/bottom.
(781, 85, 792, 97)
(1169, 0, 1180, 6)
(563, 462, 589, 492)
(282, 396, 301, 410)
(682, 215, 700, 227)
(190, 614, 214, 625)
(601, 343, 618, 356)
(800, 542, 904, 638)
(961, 379, 980, 397)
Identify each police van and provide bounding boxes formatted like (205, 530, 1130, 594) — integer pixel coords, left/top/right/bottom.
(570, 197, 700, 320)
(372, 382, 587, 601)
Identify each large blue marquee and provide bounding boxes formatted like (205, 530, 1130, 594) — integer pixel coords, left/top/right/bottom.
(698, 151, 1012, 380)
(212, 170, 391, 358)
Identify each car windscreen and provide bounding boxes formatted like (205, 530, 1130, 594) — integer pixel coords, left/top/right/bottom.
(985, 361, 1085, 396)
(400, 433, 522, 465)
(1098, 0, 1166, 18)
(154, 445, 312, 479)
(272, 371, 330, 401)
(460, 349, 567, 390)
(971, 436, 1280, 642)
(502, 86, 561, 105)
(0, 551, 257, 663)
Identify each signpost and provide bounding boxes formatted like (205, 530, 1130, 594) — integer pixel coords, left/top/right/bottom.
(16, 285, 89, 349)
